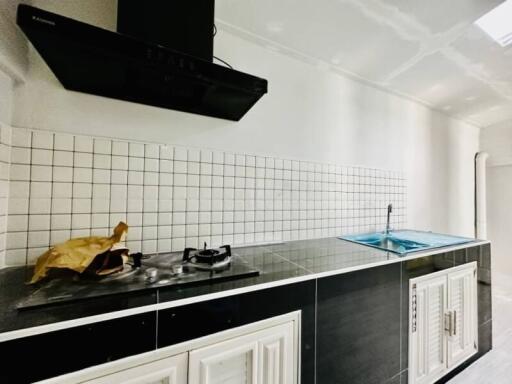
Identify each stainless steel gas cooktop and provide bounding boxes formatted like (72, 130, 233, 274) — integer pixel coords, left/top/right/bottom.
(17, 245, 259, 310)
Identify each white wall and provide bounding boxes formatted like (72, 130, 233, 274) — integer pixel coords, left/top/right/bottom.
(0, 69, 13, 124)
(0, 70, 12, 268)
(5, 0, 479, 238)
(486, 165, 512, 274)
(0, 4, 19, 268)
(0, 0, 24, 123)
(422, 113, 479, 237)
(481, 120, 512, 274)
(0, 1, 27, 82)
(481, 119, 512, 167)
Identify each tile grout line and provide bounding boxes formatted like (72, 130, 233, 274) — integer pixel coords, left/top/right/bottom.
(48, 133, 55, 251)
(266, 248, 314, 274)
(140, 144, 147, 252)
(24, 131, 33, 265)
(107, 139, 114, 241)
(155, 144, 161, 254)
(118, 139, 125, 241)
(169, 147, 175, 251)
(89, 138, 95, 239)
(153, 144, 160, 254)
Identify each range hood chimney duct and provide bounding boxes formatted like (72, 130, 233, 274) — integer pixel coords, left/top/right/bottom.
(117, 0, 215, 62)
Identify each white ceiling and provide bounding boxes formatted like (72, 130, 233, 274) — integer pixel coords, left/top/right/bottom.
(216, 0, 512, 127)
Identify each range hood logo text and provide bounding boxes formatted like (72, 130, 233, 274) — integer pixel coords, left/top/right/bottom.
(32, 16, 55, 26)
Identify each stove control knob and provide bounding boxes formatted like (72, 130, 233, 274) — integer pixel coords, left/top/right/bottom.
(171, 264, 183, 275)
(145, 267, 158, 282)
(131, 253, 143, 269)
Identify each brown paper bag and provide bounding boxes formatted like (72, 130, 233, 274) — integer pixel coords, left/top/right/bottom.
(85, 244, 129, 276)
(29, 222, 128, 284)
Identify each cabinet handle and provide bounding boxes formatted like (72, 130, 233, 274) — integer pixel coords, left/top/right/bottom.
(411, 284, 417, 333)
(444, 311, 452, 336)
(452, 310, 457, 336)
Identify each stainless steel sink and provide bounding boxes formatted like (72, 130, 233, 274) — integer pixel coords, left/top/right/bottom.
(339, 230, 475, 255)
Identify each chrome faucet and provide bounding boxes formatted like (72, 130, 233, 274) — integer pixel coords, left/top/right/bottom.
(386, 204, 393, 235)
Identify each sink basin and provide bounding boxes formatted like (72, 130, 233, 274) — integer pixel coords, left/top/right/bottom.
(339, 230, 475, 255)
(347, 233, 428, 254)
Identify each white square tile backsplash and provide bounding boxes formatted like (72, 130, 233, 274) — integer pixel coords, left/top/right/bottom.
(2, 127, 407, 266)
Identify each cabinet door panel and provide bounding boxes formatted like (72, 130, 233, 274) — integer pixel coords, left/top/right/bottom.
(82, 353, 188, 384)
(199, 342, 257, 384)
(410, 275, 447, 384)
(189, 322, 295, 384)
(447, 265, 478, 367)
(410, 263, 479, 384)
(258, 322, 294, 384)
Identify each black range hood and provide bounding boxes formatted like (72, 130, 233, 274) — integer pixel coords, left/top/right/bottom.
(16, 4, 268, 121)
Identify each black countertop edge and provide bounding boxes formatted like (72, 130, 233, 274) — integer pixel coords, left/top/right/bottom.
(0, 238, 489, 341)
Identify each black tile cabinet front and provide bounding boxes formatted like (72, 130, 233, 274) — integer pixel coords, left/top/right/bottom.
(316, 263, 402, 384)
(0, 244, 492, 384)
(157, 280, 317, 383)
(0, 281, 317, 384)
(0, 312, 157, 384)
(315, 244, 492, 384)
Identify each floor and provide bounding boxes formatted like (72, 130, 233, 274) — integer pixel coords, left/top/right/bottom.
(448, 272, 512, 383)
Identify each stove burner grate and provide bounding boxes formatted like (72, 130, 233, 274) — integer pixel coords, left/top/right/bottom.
(183, 243, 232, 269)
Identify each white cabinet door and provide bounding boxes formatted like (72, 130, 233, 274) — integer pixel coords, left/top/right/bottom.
(447, 265, 478, 368)
(188, 322, 296, 384)
(410, 274, 448, 384)
(409, 262, 479, 384)
(82, 353, 188, 384)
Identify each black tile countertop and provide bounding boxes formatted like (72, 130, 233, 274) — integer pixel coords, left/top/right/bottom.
(0, 236, 486, 336)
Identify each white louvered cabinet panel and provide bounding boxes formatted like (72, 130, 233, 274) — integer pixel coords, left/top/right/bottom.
(447, 264, 478, 368)
(409, 262, 479, 384)
(188, 321, 296, 384)
(410, 274, 448, 384)
(81, 352, 188, 384)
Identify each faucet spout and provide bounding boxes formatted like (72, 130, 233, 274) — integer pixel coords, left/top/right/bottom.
(386, 204, 393, 235)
